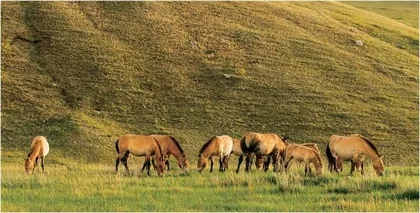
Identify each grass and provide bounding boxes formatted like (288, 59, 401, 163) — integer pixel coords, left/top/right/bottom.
(343, 1, 419, 28)
(1, 163, 418, 212)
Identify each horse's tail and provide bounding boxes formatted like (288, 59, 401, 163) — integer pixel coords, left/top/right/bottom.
(240, 136, 249, 153)
(325, 140, 334, 165)
(115, 139, 120, 154)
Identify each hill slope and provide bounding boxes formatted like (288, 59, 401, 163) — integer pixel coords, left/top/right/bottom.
(1, 1, 418, 165)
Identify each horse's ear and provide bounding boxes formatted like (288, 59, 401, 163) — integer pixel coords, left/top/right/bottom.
(198, 153, 203, 157)
(380, 156, 384, 159)
(181, 154, 186, 158)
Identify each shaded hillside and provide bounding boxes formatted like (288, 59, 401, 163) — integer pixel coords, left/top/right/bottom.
(1, 1, 418, 165)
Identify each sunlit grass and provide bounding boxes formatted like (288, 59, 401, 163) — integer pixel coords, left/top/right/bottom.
(1, 163, 418, 211)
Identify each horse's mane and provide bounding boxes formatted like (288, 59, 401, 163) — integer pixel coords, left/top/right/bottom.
(169, 136, 184, 154)
(360, 136, 381, 156)
(312, 149, 323, 166)
(152, 137, 164, 159)
(199, 136, 216, 154)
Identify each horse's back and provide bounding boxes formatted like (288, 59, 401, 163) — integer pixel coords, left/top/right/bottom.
(218, 135, 233, 156)
(232, 138, 242, 156)
(31, 136, 49, 157)
(330, 135, 366, 160)
(120, 134, 157, 156)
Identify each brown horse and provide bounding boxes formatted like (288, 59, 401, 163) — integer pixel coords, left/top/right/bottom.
(25, 136, 49, 174)
(240, 132, 287, 172)
(232, 138, 265, 173)
(115, 134, 165, 176)
(326, 134, 384, 176)
(150, 135, 188, 173)
(197, 135, 233, 172)
(284, 144, 323, 176)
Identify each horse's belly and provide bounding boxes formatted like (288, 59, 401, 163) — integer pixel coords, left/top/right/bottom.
(128, 146, 147, 157)
(335, 149, 354, 160)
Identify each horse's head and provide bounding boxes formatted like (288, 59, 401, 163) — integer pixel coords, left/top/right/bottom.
(373, 156, 385, 176)
(179, 154, 189, 173)
(255, 156, 265, 170)
(25, 158, 33, 174)
(197, 153, 207, 172)
(316, 164, 324, 176)
(156, 156, 166, 177)
(336, 157, 343, 171)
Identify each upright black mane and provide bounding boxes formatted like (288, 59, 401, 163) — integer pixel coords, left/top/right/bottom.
(199, 136, 216, 154)
(360, 136, 381, 156)
(169, 136, 184, 154)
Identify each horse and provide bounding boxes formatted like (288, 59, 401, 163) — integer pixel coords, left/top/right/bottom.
(150, 134, 188, 172)
(115, 134, 166, 176)
(197, 135, 233, 172)
(284, 144, 323, 176)
(232, 138, 265, 173)
(240, 132, 288, 172)
(25, 136, 49, 174)
(326, 134, 384, 176)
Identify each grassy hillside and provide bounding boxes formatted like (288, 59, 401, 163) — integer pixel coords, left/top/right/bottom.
(1, 1, 418, 166)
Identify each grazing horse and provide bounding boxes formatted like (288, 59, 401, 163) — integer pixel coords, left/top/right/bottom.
(197, 135, 233, 172)
(25, 136, 49, 174)
(115, 134, 165, 176)
(326, 134, 384, 176)
(284, 144, 323, 176)
(150, 135, 188, 172)
(232, 138, 265, 173)
(240, 132, 288, 172)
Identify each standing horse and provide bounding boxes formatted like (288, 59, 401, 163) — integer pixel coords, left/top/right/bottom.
(240, 132, 287, 172)
(150, 135, 188, 172)
(115, 134, 165, 176)
(25, 136, 49, 174)
(284, 144, 323, 176)
(197, 135, 233, 172)
(326, 134, 384, 176)
(232, 138, 265, 173)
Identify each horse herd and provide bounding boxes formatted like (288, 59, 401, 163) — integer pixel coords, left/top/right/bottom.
(24, 133, 385, 177)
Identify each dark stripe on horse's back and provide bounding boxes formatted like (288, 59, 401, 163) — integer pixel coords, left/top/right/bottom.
(360, 136, 381, 156)
(200, 136, 216, 154)
(169, 136, 184, 154)
(115, 139, 120, 154)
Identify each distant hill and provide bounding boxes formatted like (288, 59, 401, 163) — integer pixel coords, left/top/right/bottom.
(1, 1, 418, 165)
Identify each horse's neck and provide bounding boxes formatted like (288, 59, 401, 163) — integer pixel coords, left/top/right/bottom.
(28, 145, 41, 160)
(363, 143, 380, 161)
(169, 143, 183, 158)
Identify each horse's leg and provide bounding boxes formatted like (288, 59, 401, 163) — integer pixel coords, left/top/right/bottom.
(224, 154, 230, 170)
(219, 155, 224, 172)
(34, 157, 40, 173)
(361, 161, 365, 175)
(116, 157, 121, 172)
(236, 155, 243, 173)
(272, 154, 279, 173)
(284, 157, 294, 174)
(210, 156, 214, 173)
(121, 151, 130, 173)
(350, 161, 355, 175)
(41, 156, 45, 172)
(245, 154, 252, 172)
(264, 156, 271, 172)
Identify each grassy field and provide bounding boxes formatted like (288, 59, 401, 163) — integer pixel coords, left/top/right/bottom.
(1, 163, 418, 212)
(344, 1, 419, 28)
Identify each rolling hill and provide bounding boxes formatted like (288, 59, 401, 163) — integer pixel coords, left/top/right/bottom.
(1, 1, 418, 166)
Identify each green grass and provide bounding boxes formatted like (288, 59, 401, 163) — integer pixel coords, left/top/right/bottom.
(1, 163, 418, 211)
(343, 1, 419, 28)
(1, 0, 418, 169)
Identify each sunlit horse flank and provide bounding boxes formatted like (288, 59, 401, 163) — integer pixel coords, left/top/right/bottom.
(25, 136, 50, 174)
(115, 134, 166, 176)
(197, 135, 233, 172)
(240, 132, 288, 173)
(150, 134, 189, 172)
(232, 138, 265, 173)
(297, 143, 329, 173)
(326, 134, 385, 176)
(284, 144, 324, 176)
